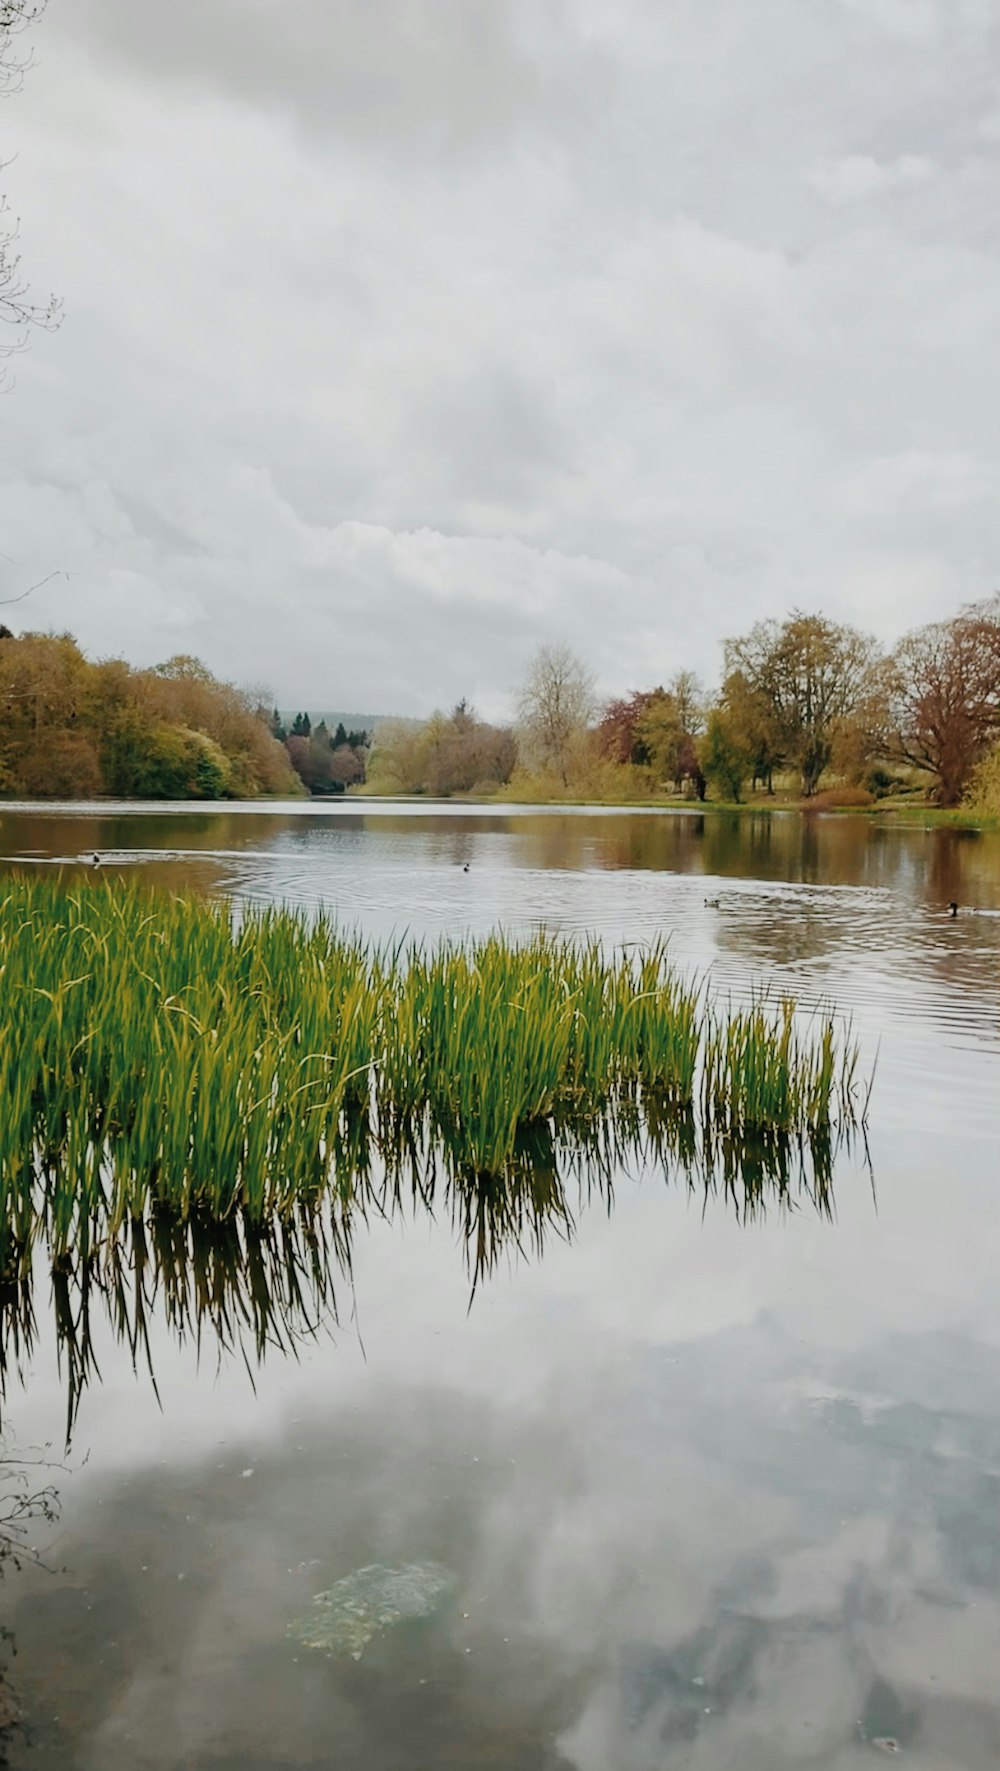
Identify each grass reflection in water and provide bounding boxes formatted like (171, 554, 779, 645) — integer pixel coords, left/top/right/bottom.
(1, 1110, 859, 1442)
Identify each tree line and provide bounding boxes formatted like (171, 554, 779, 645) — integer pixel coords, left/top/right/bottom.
(2, 591, 998, 808)
(0, 629, 302, 798)
(366, 594, 1000, 812)
(269, 711, 370, 795)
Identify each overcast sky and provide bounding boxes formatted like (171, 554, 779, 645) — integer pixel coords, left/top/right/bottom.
(2, 0, 999, 718)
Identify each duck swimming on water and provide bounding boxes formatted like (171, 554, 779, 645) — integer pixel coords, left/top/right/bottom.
(948, 900, 958, 917)
(91, 853, 102, 867)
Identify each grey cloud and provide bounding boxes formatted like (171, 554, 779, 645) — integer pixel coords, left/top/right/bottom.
(410, 364, 569, 509)
(805, 154, 936, 205)
(835, 0, 997, 40)
(4, 0, 1000, 712)
(58, 0, 611, 157)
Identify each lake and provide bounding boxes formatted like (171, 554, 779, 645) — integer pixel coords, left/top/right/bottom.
(1, 800, 999, 1769)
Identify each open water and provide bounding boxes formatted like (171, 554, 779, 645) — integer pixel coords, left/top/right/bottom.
(0, 800, 998, 1770)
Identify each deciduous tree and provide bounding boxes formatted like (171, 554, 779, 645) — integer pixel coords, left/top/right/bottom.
(634, 673, 705, 795)
(596, 690, 652, 765)
(717, 669, 784, 792)
(330, 742, 364, 787)
(1, 2, 60, 383)
(517, 644, 595, 788)
(700, 706, 752, 802)
(725, 612, 875, 797)
(366, 703, 514, 797)
(0, 630, 300, 798)
(877, 595, 1000, 805)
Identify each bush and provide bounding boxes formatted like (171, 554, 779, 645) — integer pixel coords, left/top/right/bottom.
(966, 742, 1000, 815)
(862, 765, 895, 798)
(862, 763, 915, 799)
(804, 786, 875, 810)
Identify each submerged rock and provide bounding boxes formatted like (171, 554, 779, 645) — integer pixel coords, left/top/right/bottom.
(859, 1678, 919, 1754)
(288, 1561, 456, 1660)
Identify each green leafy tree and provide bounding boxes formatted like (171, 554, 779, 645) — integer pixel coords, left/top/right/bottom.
(306, 720, 340, 793)
(701, 707, 752, 802)
(717, 669, 784, 793)
(126, 725, 232, 799)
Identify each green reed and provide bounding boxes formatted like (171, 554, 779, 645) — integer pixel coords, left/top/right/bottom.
(0, 878, 868, 1262)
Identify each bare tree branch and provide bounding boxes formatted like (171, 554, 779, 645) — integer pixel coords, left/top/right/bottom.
(0, 567, 68, 606)
(0, 2, 61, 387)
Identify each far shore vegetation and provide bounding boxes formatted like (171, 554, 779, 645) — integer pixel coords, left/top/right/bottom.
(0, 626, 369, 802)
(2, 591, 999, 819)
(364, 595, 1000, 822)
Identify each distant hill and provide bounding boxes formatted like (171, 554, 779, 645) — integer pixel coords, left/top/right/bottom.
(277, 711, 385, 735)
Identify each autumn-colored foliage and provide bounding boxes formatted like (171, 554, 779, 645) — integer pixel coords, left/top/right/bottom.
(367, 701, 515, 796)
(877, 595, 1000, 805)
(0, 630, 301, 799)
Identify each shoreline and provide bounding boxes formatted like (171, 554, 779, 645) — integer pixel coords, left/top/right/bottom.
(356, 791, 998, 830)
(1, 792, 996, 831)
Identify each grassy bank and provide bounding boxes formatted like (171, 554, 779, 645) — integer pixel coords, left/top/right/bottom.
(0, 880, 867, 1265)
(357, 783, 996, 827)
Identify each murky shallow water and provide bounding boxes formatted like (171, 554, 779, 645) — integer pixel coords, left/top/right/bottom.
(1, 801, 999, 1769)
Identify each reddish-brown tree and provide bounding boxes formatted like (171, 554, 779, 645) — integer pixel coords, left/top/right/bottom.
(881, 595, 1000, 805)
(596, 691, 657, 764)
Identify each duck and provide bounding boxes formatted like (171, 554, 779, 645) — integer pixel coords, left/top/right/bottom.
(462, 862, 470, 873)
(704, 895, 720, 909)
(948, 900, 958, 918)
(91, 853, 102, 867)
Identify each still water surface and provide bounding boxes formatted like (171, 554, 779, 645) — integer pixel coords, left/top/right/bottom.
(1, 801, 999, 1769)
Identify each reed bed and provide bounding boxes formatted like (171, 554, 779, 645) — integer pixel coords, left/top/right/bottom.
(0, 878, 867, 1266)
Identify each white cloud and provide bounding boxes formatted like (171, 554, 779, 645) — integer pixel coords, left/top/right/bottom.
(805, 154, 935, 205)
(834, 0, 994, 41)
(832, 451, 1000, 517)
(1, 0, 998, 714)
